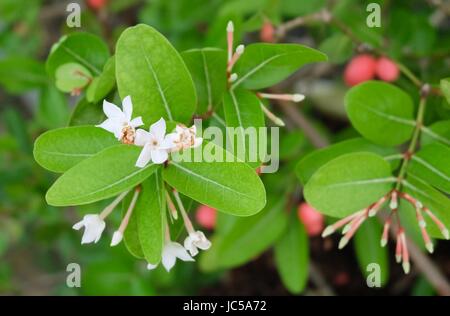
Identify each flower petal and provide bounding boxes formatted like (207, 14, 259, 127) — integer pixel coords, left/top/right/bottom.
(97, 118, 122, 139)
(160, 133, 177, 150)
(150, 149, 168, 164)
(147, 263, 158, 270)
(103, 100, 124, 119)
(135, 144, 152, 168)
(72, 220, 84, 230)
(171, 242, 195, 262)
(134, 129, 152, 147)
(122, 96, 133, 121)
(193, 137, 203, 148)
(162, 248, 177, 272)
(183, 236, 199, 257)
(150, 118, 166, 142)
(130, 116, 144, 128)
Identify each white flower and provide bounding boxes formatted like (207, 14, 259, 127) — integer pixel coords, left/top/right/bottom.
(167, 124, 203, 152)
(147, 241, 194, 272)
(96, 96, 144, 144)
(184, 231, 212, 256)
(110, 231, 123, 247)
(135, 118, 175, 167)
(72, 214, 106, 244)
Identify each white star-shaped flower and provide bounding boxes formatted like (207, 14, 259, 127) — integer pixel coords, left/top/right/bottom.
(96, 96, 144, 144)
(146, 241, 194, 272)
(72, 214, 106, 244)
(135, 118, 175, 167)
(184, 230, 212, 256)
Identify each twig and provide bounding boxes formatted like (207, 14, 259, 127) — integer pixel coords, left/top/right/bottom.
(309, 261, 336, 296)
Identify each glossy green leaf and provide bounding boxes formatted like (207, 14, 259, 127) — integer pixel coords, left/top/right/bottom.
(162, 144, 266, 216)
(354, 220, 389, 286)
(231, 43, 327, 90)
(345, 81, 415, 146)
(421, 120, 450, 147)
(296, 137, 398, 185)
(37, 84, 69, 129)
(86, 56, 116, 103)
(33, 126, 118, 173)
(403, 173, 450, 239)
(0, 57, 47, 93)
(200, 198, 287, 270)
(46, 145, 159, 206)
(135, 172, 165, 265)
(123, 191, 145, 259)
(304, 152, 395, 218)
(55, 62, 92, 93)
(274, 218, 309, 294)
(116, 24, 196, 125)
(318, 33, 353, 64)
(408, 143, 450, 193)
(46, 33, 110, 79)
(69, 98, 105, 126)
(223, 89, 265, 168)
(181, 48, 227, 114)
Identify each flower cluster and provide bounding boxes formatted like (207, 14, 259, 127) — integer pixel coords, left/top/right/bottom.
(72, 96, 210, 272)
(321, 189, 449, 274)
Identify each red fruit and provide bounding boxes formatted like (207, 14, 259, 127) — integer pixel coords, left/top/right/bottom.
(195, 205, 217, 230)
(260, 21, 275, 43)
(87, 0, 107, 10)
(297, 203, 324, 237)
(344, 54, 377, 87)
(375, 57, 399, 82)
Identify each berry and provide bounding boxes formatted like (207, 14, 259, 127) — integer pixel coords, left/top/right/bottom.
(195, 205, 217, 230)
(344, 54, 377, 87)
(260, 21, 275, 43)
(87, 0, 107, 10)
(297, 203, 324, 237)
(375, 57, 399, 82)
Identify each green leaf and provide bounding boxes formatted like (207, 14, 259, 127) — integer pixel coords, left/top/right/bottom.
(37, 84, 69, 129)
(421, 120, 450, 147)
(123, 192, 145, 259)
(135, 172, 165, 265)
(46, 33, 110, 79)
(440, 78, 450, 105)
(55, 62, 92, 93)
(223, 89, 265, 168)
(0, 57, 47, 93)
(69, 98, 105, 126)
(408, 143, 450, 194)
(318, 33, 353, 64)
(354, 220, 389, 286)
(33, 126, 118, 173)
(345, 81, 415, 146)
(116, 24, 196, 125)
(274, 217, 309, 294)
(162, 143, 266, 216)
(231, 43, 327, 90)
(304, 152, 394, 218)
(86, 56, 116, 103)
(181, 48, 227, 114)
(200, 198, 287, 270)
(296, 137, 398, 185)
(403, 173, 450, 239)
(46, 145, 159, 206)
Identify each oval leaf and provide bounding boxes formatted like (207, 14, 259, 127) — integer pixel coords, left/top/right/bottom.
(116, 24, 196, 125)
(223, 89, 265, 168)
(345, 81, 415, 146)
(86, 56, 116, 103)
(162, 144, 266, 216)
(274, 218, 309, 294)
(33, 126, 118, 173)
(46, 145, 159, 206)
(231, 43, 327, 90)
(408, 143, 450, 194)
(181, 48, 227, 114)
(304, 152, 395, 218)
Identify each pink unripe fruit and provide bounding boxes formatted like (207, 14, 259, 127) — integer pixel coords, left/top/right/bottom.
(297, 203, 324, 237)
(196, 205, 217, 230)
(344, 54, 377, 87)
(375, 57, 399, 82)
(87, 0, 107, 10)
(260, 21, 275, 43)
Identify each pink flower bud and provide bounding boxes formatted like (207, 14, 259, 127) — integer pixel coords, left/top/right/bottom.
(195, 205, 217, 230)
(297, 203, 324, 237)
(260, 21, 275, 43)
(344, 54, 377, 87)
(375, 57, 399, 82)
